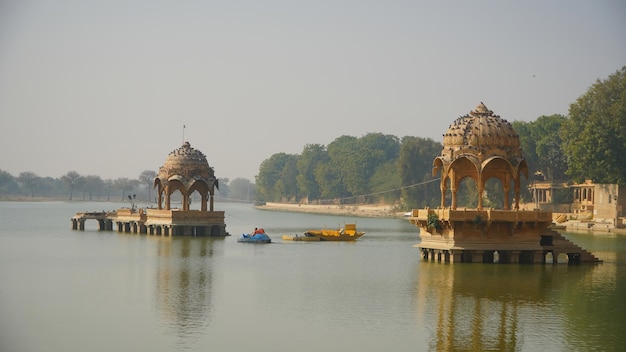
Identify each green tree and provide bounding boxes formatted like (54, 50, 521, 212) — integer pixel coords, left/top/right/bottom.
(513, 114, 568, 182)
(368, 161, 401, 203)
(315, 162, 346, 199)
(398, 136, 442, 209)
(357, 133, 400, 202)
(296, 144, 328, 201)
(562, 66, 626, 184)
(326, 135, 361, 198)
(256, 153, 299, 202)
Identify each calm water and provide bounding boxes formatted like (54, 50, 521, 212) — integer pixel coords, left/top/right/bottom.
(1, 201, 625, 352)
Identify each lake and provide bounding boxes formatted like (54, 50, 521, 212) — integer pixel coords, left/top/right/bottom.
(0, 201, 625, 352)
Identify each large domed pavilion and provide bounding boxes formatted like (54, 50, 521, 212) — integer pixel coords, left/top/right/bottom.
(435, 102, 528, 210)
(408, 103, 599, 264)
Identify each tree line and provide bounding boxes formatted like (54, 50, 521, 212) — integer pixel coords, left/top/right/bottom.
(0, 168, 257, 204)
(255, 66, 626, 209)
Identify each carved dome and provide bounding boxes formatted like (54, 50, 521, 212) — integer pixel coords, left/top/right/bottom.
(442, 102, 522, 160)
(156, 142, 214, 184)
(433, 102, 528, 210)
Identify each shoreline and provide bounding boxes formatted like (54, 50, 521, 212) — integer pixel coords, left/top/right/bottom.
(255, 202, 406, 219)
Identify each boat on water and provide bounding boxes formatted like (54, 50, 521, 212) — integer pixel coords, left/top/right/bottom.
(282, 233, 321, 241)
(238, 233, 271, 243)
(238, 228, 271, 243)
(304, 223, 365, 241)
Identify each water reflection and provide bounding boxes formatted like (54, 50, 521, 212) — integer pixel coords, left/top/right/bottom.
(415, 262, 617, 351)
(153, 237, 223, 349)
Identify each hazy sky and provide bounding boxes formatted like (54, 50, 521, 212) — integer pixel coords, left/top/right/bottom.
(1, 1, 625, 181)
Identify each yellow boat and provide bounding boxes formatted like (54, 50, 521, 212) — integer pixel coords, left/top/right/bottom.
(282, 233, 321, 241)
(304, 223, 365, 241)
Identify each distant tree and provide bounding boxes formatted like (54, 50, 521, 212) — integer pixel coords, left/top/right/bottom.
(229, 178, 255, 202)
(18, 171, 40, 197)
(216, 177, 230, 199)
(104, 179, 113, 201)
(61, 171, 81, 200)
(0, 169, 19, 195)
(562, 66, 626, 184)
(138, 170, 157, 202)
(83, 175, 105, 200)
(113, 177, 139, 202)
(38, 177, 64, 197)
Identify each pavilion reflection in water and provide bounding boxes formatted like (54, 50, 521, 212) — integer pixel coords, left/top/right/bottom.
(414, 261, 615, 351)
(154, 237, 222, 346)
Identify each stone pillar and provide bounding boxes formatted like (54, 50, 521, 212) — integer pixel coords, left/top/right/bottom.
(514, 179, 521, 210)
(477, 180, 484, 210)
(472, 250, 484, 263)
(483, 250, 495, 263)
(71, 219, 78, 230)
(552, 251, 559, 264)
(201, 193, 208, 212)
(509, 250, 520, 263)
(427, 250, 434, 261)
(450, 251, 462, 263)
(503, 178, 511, 210)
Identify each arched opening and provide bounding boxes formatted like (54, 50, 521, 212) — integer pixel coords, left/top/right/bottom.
(168, 189, 185, 209)
(457, 177, 478, 208)
(483, 177, 504, 209)
(188, 180, 210, 211)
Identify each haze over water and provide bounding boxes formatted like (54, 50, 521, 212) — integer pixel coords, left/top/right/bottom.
(1, 201, 625, 351)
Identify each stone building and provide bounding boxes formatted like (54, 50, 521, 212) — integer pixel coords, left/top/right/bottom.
(570, 180, 626, 228)
(72, 142, 228, 236)
(408, 103, 599, 264)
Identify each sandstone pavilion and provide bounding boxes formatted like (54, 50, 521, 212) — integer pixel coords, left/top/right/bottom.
(408, 103, 600, 264)
(72, 142, 228, 236)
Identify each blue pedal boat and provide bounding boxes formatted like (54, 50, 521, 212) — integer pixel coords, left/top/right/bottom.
(237, 233, 272, 243)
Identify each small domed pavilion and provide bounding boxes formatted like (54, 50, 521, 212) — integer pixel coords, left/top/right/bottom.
(154, 141, 218, 212)
(409, 103, 600, 264)
(71, 142, 228, 237)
